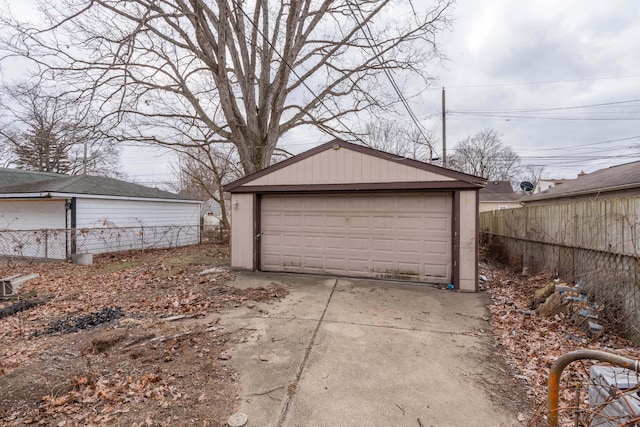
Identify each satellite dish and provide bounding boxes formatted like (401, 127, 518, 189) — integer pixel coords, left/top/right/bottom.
(520, 181, 534, 192)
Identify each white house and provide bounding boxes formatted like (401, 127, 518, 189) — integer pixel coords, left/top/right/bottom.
(0, 168, 201, 259)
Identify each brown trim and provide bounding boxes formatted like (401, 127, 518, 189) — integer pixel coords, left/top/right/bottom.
(229, 181, 482, 194)
(253, 194, 261, 271)
(452, 190, 461, 290)
(223, 139, 488, 192)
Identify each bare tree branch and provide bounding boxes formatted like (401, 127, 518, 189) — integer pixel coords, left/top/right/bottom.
(1, 0, 454, 175)
(0, 81, 123, 177)
(448, 128, 522, 183)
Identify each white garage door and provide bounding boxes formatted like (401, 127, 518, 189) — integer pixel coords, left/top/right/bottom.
(261, 193, 452, 283)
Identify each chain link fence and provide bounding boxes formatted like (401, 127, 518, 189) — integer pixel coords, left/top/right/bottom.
(0, 225, 200, 261)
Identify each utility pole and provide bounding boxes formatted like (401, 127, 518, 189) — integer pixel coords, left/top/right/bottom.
(441, 87, 447, 168)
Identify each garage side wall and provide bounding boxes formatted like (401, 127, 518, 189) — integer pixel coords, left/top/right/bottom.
(75, 198, 200, 253)
(458, 190, 479, 292)
(0, 199, 67, 259)
(230, 193, 255, 269)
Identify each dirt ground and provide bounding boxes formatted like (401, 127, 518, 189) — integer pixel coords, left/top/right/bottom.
(0, 243, 287, 426)
(2, 242, 638, 426)
(481, 252, 639, 426)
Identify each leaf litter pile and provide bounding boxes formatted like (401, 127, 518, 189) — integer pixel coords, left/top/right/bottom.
(0, 243, 288, 426)
(482, 257, 639, 426)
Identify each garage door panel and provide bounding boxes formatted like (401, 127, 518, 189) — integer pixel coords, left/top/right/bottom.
(397, 240, 421, 253)
(326, 237, 346, 249)
(425, 264, 448, 278)
(372, 238, 394, 251)
(425, 217, 449, 231)
(325, 257, 347, 271)
(349, 197, 373, 210)
(348, 216, 370, 229)
(349, 237, 370, 250)
(425, 241, 450, 252)
(398, 262, 420, 274)
(261, 193, 452, 283)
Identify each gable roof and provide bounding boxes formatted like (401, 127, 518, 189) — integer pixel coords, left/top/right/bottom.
(479, 181, 521, 203)
(0, 170, 196, 201)
(524, 160, 640, 203)
(224, 139, 487, 192)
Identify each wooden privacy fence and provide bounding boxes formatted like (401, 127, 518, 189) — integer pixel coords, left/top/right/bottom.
(480, 196, 640, 341)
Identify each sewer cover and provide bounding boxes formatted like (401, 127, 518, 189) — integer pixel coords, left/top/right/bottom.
(227, 412, 248, 427)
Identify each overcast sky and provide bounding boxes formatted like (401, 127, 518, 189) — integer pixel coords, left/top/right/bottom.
(3, 0, 640, 185)
(263, 0, 640, 182)
(431, 0, 640, 179)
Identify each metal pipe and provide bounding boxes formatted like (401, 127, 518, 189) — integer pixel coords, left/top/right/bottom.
(548, 350, 640, 426)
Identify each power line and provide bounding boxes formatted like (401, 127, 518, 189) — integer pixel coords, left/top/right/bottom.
(347, 2, 438, 158)
(440, 73, 640, 89)
(448, 111, 640, 121)
(452, 98, 640, 114)
(515, 136, 640, 153)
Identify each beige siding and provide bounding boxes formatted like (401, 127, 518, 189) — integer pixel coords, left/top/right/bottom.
(230, 194, 254, 269)
(260, 193, 452, 283)
(246, 147, 456, 186)
(458, 191, 478, 292)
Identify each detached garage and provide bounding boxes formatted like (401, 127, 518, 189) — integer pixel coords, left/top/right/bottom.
(0, 169, 201, 260)
(224, 140, 486, 292)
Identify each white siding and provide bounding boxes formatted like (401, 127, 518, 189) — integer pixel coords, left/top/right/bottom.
(75, 198, 200, 254)
(0, 200, 67, 259)
(0, 199, 66, 229)
(75, 198, 199, 228)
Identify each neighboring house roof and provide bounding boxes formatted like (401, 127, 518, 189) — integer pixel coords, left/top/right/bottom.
(0, 167, 66, 187)
(479, 181, 521, 203)
(0, 170, 197, 202)
(524, 160, 640, 203)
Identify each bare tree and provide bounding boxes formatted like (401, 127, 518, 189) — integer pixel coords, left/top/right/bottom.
(0, 142, 12, 168)
(361, 118, 438, 162)
(169, 144, 242, 232)
(1, 0, 454, 175)
(448, 128, 521, 182)
(0, 83, 123, 177)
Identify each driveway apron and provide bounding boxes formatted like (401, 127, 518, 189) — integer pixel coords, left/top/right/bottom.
(222, 272, 521, 427)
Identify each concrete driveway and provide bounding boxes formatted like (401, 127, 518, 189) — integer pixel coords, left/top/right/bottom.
(221, 272, 523, 427)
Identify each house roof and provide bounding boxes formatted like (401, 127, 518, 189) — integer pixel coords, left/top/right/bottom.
(479, 181, 521, 203)
(0, 167, 66, 187)
(524, 160, 640, 202)
(0, 170, 197, 201)
(224, 139, 487, 193)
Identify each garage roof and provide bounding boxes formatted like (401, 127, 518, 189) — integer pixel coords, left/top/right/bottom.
(0, 171, 197, 201)
(0, 167, 65, 187)
(225, 139, 487, 193)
